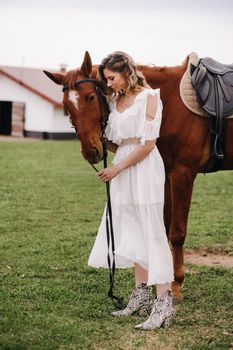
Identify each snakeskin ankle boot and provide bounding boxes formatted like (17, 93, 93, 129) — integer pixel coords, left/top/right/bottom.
(111, 283, 153, 317)
(135, 289, 174, 330)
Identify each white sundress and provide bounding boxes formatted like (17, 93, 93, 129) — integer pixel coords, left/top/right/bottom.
(88, 88, 174, 286)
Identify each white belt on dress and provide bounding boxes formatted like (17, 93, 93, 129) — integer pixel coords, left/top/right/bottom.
(120, 137, 140, 145)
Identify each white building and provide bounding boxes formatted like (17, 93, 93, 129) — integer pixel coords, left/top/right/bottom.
(0, 65, 75, 139)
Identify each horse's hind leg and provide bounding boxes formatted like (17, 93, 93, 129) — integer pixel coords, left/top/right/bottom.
(169, 167, 196, 302)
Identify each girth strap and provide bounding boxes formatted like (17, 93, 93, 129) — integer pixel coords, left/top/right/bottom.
(204, 75, 225, 173)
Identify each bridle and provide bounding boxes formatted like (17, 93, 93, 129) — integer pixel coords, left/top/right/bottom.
(62, 78, 109, 150)
(62, 78, 125, 309)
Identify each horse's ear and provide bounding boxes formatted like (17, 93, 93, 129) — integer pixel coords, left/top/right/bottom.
(43, 70, 65, 85)
(80, 51, 92, 77)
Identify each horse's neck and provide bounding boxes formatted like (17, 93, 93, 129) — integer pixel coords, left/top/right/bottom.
(138, 63, 187, 103)
(90, 61, 188, 103)
(138, 65, 167, 85)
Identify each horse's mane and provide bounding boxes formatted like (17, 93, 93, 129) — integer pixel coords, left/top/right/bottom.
(62, 59, 188, 91)
(64, 69, 80, 89)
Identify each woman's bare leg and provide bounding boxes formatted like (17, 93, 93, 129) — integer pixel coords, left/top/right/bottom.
(134, 263, 171, 293)
(156, 283, 172, 298)
(134, 263, 148, 286)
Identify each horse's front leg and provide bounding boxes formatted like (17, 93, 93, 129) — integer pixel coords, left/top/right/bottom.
(169, 166, 196, 302)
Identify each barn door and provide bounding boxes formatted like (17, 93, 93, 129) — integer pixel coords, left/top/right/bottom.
(0, 101, 12, 135)
(12, 102, 25, 137)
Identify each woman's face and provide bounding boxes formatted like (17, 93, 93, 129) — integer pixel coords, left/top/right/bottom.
(103, 68, 126, 93)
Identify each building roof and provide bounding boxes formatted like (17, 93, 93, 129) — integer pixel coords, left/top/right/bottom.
(0, 65, 64, 108)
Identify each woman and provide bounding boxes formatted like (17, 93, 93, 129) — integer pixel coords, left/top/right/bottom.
(88, 51, 174, 330)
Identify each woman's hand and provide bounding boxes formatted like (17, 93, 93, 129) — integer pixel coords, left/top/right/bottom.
(98, 165, 121, 182)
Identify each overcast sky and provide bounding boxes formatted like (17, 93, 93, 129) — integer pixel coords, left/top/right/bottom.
(0, 0, 232, 70)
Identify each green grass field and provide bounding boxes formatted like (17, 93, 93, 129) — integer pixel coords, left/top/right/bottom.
(0, 140, 232, 350)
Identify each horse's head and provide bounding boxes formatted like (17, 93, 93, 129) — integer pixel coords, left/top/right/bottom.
(43, 52, 109, 164)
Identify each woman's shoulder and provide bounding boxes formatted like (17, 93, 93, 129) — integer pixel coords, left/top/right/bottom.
(140, 88, 163, 116)
(142, 88, 160, 97)
(136, 88, 161, 106)
(133, 88, 160, 102)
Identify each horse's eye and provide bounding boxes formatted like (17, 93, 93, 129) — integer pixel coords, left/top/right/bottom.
(87, 94, 96, 102)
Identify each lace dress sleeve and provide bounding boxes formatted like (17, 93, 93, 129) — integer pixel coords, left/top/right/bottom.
(139, 89, 163, 145)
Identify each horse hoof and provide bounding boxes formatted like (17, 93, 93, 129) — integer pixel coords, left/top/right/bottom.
(172, 281, 183, 303)
(173, 294, 183, 304)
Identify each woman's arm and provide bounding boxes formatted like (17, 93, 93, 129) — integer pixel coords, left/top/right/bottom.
(117, 140, 155, 170)
(98, 140, 155, 182)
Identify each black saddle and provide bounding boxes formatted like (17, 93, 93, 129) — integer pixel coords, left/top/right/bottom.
(191, 57, 233, 172)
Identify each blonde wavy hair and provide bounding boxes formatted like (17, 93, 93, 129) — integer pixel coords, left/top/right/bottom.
(98, 51, 149, 96)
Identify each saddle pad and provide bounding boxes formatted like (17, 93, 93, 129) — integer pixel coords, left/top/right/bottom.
(179, 52, 233, 119)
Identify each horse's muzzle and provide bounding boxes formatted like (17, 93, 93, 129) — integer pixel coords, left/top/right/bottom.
(92, 146, 102, 164)
(82, 146, 102, 165)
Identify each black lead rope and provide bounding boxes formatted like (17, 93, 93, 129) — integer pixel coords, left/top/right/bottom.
(62, 77, 125, 309)
(92, 141, 125, 310)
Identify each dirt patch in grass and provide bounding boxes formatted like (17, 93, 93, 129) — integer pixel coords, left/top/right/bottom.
(185, 248, 233, 268)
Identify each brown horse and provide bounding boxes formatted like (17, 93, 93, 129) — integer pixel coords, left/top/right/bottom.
(44, 52, 233, 301)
